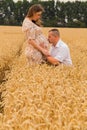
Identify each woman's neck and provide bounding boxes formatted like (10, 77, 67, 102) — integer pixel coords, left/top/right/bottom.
(26, 16, 32, 20)
(27, 17, 36, 23)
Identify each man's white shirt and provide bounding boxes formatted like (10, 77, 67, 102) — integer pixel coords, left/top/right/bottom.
(50, 39, 72, 65)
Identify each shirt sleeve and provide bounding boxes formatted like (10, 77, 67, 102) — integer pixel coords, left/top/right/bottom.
(22, 19, 35, 40)
(54, 46, 68, 62)
(27, 27, 36, 40)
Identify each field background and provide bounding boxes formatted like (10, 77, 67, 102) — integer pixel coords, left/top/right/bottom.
(0, 26, 87, 130)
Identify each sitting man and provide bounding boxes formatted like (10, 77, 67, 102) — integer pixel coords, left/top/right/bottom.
(42, 29, 72, 66)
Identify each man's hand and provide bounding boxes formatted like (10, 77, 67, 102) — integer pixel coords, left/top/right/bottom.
(41, 49, 50, 56)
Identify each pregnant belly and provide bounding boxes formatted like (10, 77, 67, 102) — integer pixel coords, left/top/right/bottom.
(36, 35, 49, 46)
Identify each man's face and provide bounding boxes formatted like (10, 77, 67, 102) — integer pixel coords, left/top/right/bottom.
(48, 32, 56, 45)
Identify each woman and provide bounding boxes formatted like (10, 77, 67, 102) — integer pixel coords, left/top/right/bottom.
(22, 4, 49, 64)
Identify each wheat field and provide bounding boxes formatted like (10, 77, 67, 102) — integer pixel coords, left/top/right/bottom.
(0, 26, 87, 130)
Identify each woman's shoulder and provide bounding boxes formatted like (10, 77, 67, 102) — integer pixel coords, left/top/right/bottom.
(23, 17, 32, 24)
(22, 17, 33, 32)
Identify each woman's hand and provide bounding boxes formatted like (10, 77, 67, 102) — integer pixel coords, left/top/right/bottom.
(41, 49, 50, 56)
(39, 42, 50, 56)
(39, 43, 48, 49)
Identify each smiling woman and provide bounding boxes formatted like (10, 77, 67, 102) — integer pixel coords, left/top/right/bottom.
(22, 4, 49, 65)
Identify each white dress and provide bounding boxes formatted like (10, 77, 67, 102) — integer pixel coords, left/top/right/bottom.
(22, 18, 49, 64)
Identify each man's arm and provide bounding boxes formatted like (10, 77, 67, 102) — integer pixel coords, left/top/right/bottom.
(39, 46, 61, 65)
(46, 56, 61, 65)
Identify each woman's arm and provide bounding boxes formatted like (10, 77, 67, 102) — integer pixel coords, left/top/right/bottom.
(28, 39, 50, 56)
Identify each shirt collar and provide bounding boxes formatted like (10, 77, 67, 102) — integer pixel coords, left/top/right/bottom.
(55, 39, 61, 48)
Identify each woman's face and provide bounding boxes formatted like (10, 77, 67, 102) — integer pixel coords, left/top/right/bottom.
(32, 11, 42, 21)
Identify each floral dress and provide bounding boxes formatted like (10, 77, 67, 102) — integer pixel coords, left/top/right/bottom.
(22, 18, 49, 64)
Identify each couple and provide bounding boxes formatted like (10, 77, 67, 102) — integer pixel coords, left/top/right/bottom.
(22, 4, 72, 66)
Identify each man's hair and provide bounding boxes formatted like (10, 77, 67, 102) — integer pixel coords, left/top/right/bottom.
(49, 29, 60, 37)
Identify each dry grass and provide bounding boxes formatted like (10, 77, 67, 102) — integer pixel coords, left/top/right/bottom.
(0, 26, 24, 83)
(0, 26, 24, 68)
(0, 26, 87, 130)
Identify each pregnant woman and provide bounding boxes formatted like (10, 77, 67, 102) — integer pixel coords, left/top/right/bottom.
(22, 4, 49, 64)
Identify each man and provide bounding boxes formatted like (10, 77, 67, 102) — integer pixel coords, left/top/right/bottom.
(42, 29, 72, 66)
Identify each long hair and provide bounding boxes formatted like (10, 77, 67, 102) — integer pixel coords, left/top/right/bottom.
(27, 4, 44, 26)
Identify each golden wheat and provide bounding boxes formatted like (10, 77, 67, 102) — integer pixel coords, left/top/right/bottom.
(0, 26, 24, 83)
(0, 26, 87, 130)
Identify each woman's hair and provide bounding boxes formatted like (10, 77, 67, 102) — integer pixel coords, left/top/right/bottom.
(27, 4, 44, 26)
